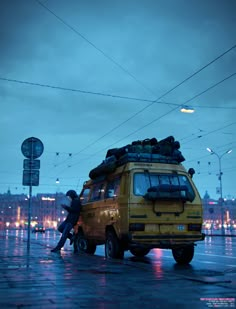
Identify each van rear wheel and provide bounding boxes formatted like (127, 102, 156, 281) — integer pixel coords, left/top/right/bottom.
(75, 231, 96, 254)
(130, 247, 150, 257)
(105, 231, 124, 259)
(172, 245, 194, 264)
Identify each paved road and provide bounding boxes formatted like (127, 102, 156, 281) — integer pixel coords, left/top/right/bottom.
(0, 230, 235, 308)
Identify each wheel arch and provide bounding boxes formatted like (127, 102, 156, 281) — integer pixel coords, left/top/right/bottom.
(105, 224, 117, 236)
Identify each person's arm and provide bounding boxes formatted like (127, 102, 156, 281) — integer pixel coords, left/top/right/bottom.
(63, 199, 81, 213)
(61, 204, 70, 212)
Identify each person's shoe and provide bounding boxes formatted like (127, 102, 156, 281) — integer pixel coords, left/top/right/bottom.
(51, 247, 61, 253)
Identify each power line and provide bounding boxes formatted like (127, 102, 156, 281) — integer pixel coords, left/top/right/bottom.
(1, 75, 236, 110)
(34, 0, 157, 97)
(69, 68, 236, 157)
(34, 0, 236, 109)
(187, 104, 236, 110)
(182, 120, 236, 145)
(95, 72, 236, 152)
(67, 72, 236, 169)
(184, 72, 236, 104)
(69, 44, 236, 156)
(51, 70, 236, 174)
(12, 73, 232, 176)
(0, 76, 158, 104)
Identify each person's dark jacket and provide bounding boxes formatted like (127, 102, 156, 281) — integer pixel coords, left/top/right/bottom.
(62, 198, 81, 226)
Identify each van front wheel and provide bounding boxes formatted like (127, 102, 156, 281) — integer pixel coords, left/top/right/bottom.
(76, 232, 96, 254)
(105, 231, 124, 259)
(172, 245, 194, 264)
(130, 247, 150, 257)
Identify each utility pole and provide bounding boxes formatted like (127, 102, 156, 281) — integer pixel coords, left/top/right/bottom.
(207, 148, 232, 235)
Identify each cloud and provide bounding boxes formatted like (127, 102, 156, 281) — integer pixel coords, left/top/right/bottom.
(0, 0, 235, 198)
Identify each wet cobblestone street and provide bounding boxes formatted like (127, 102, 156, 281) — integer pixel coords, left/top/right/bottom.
(0, 230, 235, 308)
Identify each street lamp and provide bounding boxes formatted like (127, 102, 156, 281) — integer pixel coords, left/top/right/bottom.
(206, 147, 232, 235)
(180, 105, 195, 113)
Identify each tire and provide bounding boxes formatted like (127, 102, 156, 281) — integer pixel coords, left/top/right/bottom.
(105, 231, 124, 259)
(172, 245, 194, 264)
(74, 231, 96, 254)
(130, 247, 150, 257)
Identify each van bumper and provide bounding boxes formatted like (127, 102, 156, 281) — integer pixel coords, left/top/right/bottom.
(128, 232, 205, 249)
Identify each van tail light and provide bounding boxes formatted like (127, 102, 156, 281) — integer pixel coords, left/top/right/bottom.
(129, 223, 145, 231)
(188, 224, 202, 231)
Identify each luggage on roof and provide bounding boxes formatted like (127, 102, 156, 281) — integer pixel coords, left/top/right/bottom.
(89, 136, 185, 180)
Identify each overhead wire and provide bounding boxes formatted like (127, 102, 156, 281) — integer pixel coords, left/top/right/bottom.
(183, 72, 236, 104)
(59, 72, 236, 172)
(70, 47, 236, 157)
(182, 119, 236, 145)
(9, 1, 236, 182)
(34, 0, 236, 122)
(91, 72, 236, 155)
(0, 2, 234, 185)
(10, 76, 235, 114)
(0, 76, 159, 104)
(1, 75, 236, 110)
(34, 0, 157, 98)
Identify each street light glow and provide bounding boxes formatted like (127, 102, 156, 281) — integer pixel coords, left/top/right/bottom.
(207, 148, 232, 156)
(180, 106, 195, 113)
(207, 147, 213, 153)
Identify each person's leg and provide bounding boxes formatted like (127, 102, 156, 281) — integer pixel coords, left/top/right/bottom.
(51, 222, 73, 252)
(59, 221, 73, 241)
(58, 221, 67, 233)
(51, 221, 67, 252)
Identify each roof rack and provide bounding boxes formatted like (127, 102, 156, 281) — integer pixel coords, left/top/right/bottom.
(89, 136, 185, 180)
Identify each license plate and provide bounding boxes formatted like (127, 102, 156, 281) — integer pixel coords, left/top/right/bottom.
(177, 225, 185, 231)
(145, 224, 158, 232)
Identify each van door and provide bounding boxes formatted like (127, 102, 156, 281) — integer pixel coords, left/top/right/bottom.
(87, 182, 106, 240)
(101, 177, 121, 237)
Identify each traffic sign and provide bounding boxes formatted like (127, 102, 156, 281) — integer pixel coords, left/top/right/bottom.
(21, 137, 44, 159)
(23, 159, 40, 170)
(22, 170, 40, 186)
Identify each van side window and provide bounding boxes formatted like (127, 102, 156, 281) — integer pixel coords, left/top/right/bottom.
(89, 183, 105, 201)
(105, 178, 120, 198)
(80, 188, 90, 205)
(133, 173, 150, 195)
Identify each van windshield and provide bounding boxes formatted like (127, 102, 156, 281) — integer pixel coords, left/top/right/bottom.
(133, 172, 195, 200)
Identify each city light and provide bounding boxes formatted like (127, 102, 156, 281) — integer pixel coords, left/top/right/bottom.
(41, 197, 55, 201)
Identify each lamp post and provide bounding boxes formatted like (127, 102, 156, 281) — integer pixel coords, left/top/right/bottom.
(206, 148, 232, 235)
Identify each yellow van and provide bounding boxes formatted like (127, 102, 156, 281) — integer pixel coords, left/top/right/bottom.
(74, 137, 205, 264)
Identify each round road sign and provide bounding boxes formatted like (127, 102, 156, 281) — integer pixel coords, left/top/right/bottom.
(21, 137, 44, 159)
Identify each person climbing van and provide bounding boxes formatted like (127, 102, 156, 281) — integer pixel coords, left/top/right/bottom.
(51, 190, 81, 253)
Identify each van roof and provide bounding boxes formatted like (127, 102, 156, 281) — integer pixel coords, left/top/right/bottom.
(88, 136, 186, 181)
(84, 155, 187, 186)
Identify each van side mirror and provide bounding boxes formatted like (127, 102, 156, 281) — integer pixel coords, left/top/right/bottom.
(188, 168, 195, 178)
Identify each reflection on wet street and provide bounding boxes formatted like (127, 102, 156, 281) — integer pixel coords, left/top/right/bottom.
(0, 229, 235, 308)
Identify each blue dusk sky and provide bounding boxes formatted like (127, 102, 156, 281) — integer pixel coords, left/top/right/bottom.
(0, 0, 236, 199)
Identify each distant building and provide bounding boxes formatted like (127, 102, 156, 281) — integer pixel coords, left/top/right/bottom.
(0, 190, 235, 230)
(0, 191, 67, 229)
(202, 190, 236, 230)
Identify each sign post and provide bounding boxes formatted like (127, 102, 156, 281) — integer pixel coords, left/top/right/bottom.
(21, 137, 44, 254)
